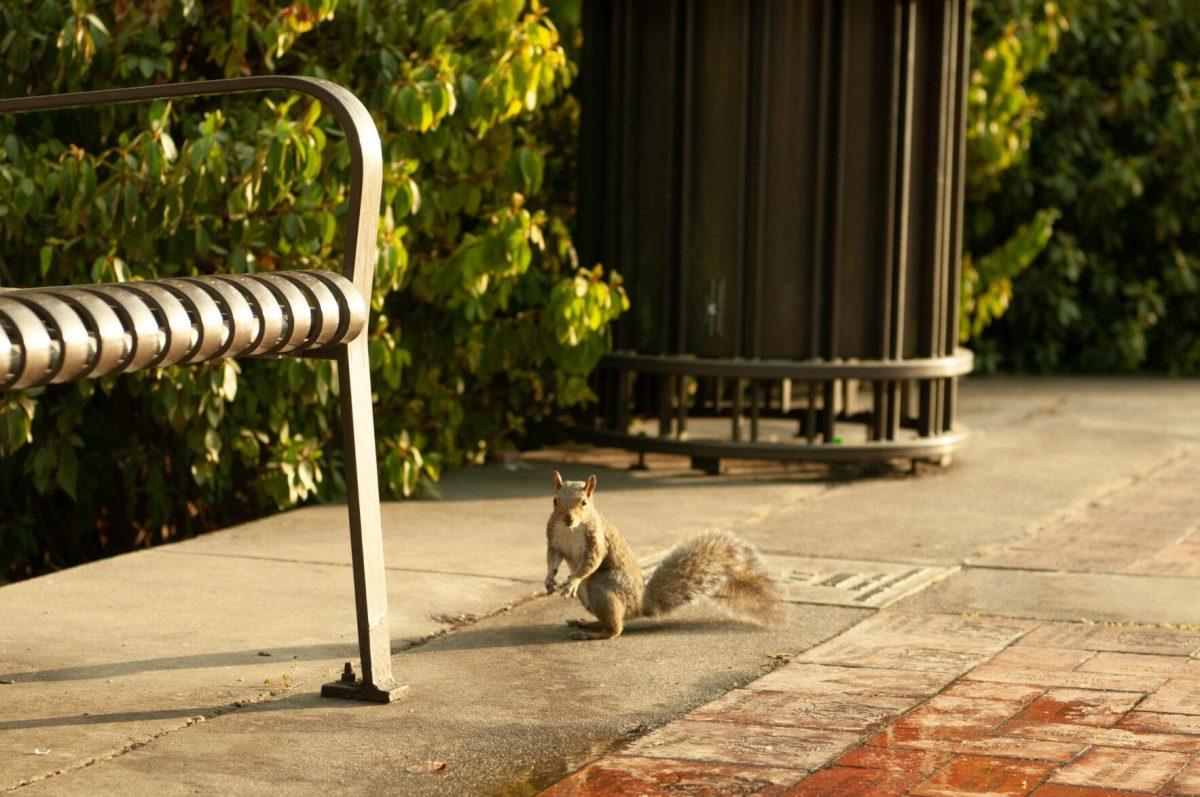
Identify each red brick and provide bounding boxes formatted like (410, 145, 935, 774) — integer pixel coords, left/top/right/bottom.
(874, 734, 1086, 764)
(1007, 722, 1200, 753)
(1118, 711, 1200, 736)
(1031, 785, 1152, 797)
(747, 663, 950, 699)
(1164, 760, 1200, 795)
(688, 688, 914, 732)
(835, 744, 951, 774)
(1111, 480, 1200, 512)
(799, 612, 1032, 673)
(1124, 541, 1200, 577)
(910, 754, 1054, 796)
(1076, 651, 1200, 679)
(802, 643, 992, 674)
(621, 719, 857, 771)
(1087, 500, 1200, 527)
(1010, 518, 1171, 551)
(1140, 678, 1200, 715)
(1049, 746, 1190, 792)
(873, 695, 1020, 745)
(1022, 623, 1200, 656)
(541, 755, 806, 797)
(1000, 688, 1142, 731)
(987, 646, 1096, 672)
(939, 681, 1045, 705)
(782, 766, 926, 796)
(963, 661, 1163, 693)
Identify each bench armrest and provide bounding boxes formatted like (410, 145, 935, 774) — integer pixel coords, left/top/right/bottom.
(0, 76, 381, 303)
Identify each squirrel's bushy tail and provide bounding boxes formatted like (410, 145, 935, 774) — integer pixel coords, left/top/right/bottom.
(642, 530, 785, 627)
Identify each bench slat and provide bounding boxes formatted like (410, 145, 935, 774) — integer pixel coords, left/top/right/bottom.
(0, 270, 365, 387)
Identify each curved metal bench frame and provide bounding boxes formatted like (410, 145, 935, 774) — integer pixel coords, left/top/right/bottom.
(0, 77, 404, 703)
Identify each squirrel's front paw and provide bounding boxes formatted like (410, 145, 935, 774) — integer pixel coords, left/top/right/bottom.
(560, 578, 581, 599)
(544, 576, 557, 594)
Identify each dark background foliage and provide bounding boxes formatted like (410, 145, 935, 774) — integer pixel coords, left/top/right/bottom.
(964, 0, 1200, 374)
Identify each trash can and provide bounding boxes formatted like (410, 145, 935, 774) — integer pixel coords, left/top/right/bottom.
(574, 0, 974, 472)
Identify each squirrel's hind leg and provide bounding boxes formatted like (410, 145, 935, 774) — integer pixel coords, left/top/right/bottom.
(570, 596, 624, 640)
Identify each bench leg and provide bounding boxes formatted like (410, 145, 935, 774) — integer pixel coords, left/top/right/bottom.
(321, 335, 408, 703)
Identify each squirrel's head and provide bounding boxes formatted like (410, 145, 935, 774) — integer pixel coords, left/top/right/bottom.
(552, 471, 596, 528)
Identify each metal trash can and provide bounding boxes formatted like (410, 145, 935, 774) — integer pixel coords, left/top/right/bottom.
(574, 0, 973, 472)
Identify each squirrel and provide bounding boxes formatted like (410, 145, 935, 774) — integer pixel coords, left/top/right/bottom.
(544, 471, 785, 640)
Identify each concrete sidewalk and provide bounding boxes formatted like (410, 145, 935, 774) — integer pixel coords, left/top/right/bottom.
(2, 377, 1199, 794)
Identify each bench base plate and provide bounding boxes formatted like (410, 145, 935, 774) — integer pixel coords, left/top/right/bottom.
(321, 678, 409, 703)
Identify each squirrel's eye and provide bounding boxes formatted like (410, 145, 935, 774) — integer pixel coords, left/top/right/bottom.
(581, 499, 588, 506)
(552, 497, 557, 506)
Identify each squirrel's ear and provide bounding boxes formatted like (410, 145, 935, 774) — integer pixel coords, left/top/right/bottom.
(585, 474, 597, 496)
(554, 471, 564, 490)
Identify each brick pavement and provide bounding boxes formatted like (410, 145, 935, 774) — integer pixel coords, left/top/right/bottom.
(542, 612, 1200, 796)
(969, 458, 1200, 577)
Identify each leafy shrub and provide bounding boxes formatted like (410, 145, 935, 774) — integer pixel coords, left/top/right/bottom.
(966, 0, 1200, 373)
(0, 0, 624, 581)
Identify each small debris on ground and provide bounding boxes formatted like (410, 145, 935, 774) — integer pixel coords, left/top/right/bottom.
(624, 723, 647, 735)
(0, 679, 14, 684)
(430, 613, 477, 627)
(767, 652, 793, 660)
(257, 651, 272, 657)
(32, 748, 50, 756)
(406, 760, 447, 773)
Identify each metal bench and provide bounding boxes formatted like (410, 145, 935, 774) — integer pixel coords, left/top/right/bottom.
(0, 77, 405, 703)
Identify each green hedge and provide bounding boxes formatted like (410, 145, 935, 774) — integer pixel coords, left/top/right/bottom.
(0, 0, 622, 581)
(965, 0, 1200, 373)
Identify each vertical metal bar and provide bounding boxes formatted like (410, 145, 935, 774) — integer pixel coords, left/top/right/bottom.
(615, 370, 632, 432)
(811, 0, 830, 369)
(732, 1, 752, 364)
(323, 335, 405, 702)
(663, 0, 681, 357)
(619, 2, 638, 353)
(943, 0, 972, 433)
(888, 0, 917, 441)
(877, 0, 903, 442)
(732, 378, 744, 441)
(750, 380, 762, 442)
(821, 0, 847, 444)
(934, 0, 960, 436)
(603, 0, 623, 303)
(747, 0, 770, 364)
(920, 0, 955, 438)
(676, 374, 689, 437)
(675, 0, 695, 360)
(806, 381, 818, 444)
(657, 374, 673, 438)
